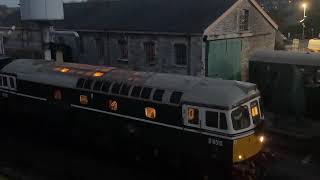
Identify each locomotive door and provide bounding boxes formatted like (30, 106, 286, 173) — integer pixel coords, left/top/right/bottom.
(182, 105, 208, 158)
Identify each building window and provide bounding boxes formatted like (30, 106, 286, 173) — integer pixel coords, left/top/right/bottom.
(118, 40, 128, 60)
(174, 44, 187, 65)
(95, 38, 105, 57)
(144, 42, 156, 64)
(79, 36, 85, 54)
(239, 9, 249, 31)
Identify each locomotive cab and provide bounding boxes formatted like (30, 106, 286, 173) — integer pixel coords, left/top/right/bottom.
(182, 84, 265, 165)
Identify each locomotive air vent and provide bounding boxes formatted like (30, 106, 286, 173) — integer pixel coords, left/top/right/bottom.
(170, 91, 183, 104)
(153, 89, 165, 102)
(141, 87, 152, 99)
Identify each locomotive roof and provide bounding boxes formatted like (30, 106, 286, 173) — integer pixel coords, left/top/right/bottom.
(1, 59, 258, 109)
(250, 50, 320, 66)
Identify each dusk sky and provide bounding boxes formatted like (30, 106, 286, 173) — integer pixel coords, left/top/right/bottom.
(0, 0, 85, 7)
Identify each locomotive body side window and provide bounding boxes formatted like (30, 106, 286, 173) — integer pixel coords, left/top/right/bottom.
(183, 105, 201, 128)
(206, 111, 218, 128)
(3, 76, 8, 87)
(9, 77, 15, 89)
(188, 107, 199, 125)
(204, 110, 228, 130)
(220, 113, 228, 130)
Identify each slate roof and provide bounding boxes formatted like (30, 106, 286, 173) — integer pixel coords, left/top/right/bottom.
(250, 50, 320, 66)
(57, 0, 237, 33)
(1, 0, 237, 34)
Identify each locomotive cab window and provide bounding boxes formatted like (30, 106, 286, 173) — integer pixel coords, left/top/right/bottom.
(232, 105, 251, 130)
(250, 100, 260, 125)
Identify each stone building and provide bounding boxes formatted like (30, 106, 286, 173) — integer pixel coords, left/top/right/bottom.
(0, 0, 278, 80)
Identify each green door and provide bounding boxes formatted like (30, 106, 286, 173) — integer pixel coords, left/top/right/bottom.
(207, 39, 242, 80)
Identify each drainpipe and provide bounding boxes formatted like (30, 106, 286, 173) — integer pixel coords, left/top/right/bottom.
(106, 31, 111, 65)
(187, 34, 191, 75)
(202, 35, 209, 77)
(41, 25, 52, 61)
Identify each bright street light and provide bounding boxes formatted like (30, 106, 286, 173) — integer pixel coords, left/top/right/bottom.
(302, 3, 307, 18)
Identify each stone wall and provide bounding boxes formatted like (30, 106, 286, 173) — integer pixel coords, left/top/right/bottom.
(77, 32, 203, 76)
(205, 0, 276, 80)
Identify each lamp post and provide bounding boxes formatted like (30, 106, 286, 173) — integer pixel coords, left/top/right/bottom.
(301, 3, 307, 39)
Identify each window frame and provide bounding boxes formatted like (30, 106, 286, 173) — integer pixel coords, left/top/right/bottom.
(205, 111, 219, 129)
(174, 43, 187, 66)
(144, 41, 156, 65)
(239, 9, 249, 31)
(231, 104, 251, 131)
(95, 38, 105, 58)
(118, 39, 129, 61)
(203, 110, 229, 131)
